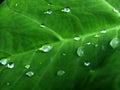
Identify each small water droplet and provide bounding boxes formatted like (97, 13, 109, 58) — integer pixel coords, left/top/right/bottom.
(15, 3, 18, 6)
(77, 47, 84, 57)
(26, 71, 34, 77)
(6, 82, 10, 86)
(102, 45, 106, 50)
(84, 62, 90, 67)
(40, 62, 42, 64)
(0, 58, 8, 65)
(40, 24, 46, 28)
(61, 7, 71, 13)
(95, 44, 99, 47)
(7, 62, 14, 69)
(94, 34, 99, 38)
(57, 70, 65, 76)
(44, 9, 52, 15)
(62, 53, 66, 56)
(113, 8, 119, 13)
(38, 45, 52, 53)
(110, 37, 119, 48)
(73, 37, 80, 41)
(86, 42, 91, 45)
(101, 30, 107, 33)
(25, 65, 30, 69)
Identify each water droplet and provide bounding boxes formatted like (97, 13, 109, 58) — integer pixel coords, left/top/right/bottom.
(57, 70, 65, 76)
(100, 30, 107, 33)
(61, 7, 71, 13)
(44, 9, 52, 15)
(0, 58, 8, 65)
(6, 82, 10, 86)
(40, 24, 46, 28)
(25, 65, 30, 69)
(15, 3, 18, 6)
(38, 45, 52, 53)
(7, 62, 14, 69)
(40, 62, 42, 64)
(84, 62, 90, 67)
(94, 34, 99, 38)
(95, 44, 99, 47)
(62, 53, 66, 56)
(77, 47, 84, 57)
(113, 8, 119, 13)
(73, 37, 80, 41)
(110, 38, 119, 48)
(26, 71, 34, 77)
(86, 42, 91, 45)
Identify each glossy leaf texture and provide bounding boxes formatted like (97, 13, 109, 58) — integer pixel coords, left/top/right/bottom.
(0, 0, 120, 90)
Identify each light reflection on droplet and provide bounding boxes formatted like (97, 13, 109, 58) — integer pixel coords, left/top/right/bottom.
(77, 47, 84, 57)
(0, 58, 8, 65)
(26, 71, 34, 77)
(57, 70, 65, 76)
(61, 7, 71, 13)
(110, 37, 119, 49)
(25, 65, 30, 69)
(38, 45, 53, 53)
(7, 62, 14, 69)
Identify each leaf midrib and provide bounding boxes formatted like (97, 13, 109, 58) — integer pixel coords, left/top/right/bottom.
(1, 0, 120, 58)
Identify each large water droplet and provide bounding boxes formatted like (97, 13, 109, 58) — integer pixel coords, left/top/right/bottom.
(77, 47, 84, 57)
(73, 37, 80, 41)
(100, 30, 107, 33)
(38, 45, 52, 53)
(110, 37, 119, 48)
(61, 7, 71, 13)
(25, 65, 30, 69)
(113, 8, 119, 13)
(84, 62, 90, 67)
(57, 70, 65, 76)
(26, 71, 34, 77)
(7, 62, 14, 69)
(0, 58, 8, 65)
(44, 9, 52, 15)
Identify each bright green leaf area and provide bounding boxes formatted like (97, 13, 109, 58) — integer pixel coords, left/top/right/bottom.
(0, 0, 120, 90)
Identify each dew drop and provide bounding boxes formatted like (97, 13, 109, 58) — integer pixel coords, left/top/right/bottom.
(44, 9, 52, 15)
(94, 34, 99, 38)
(86, 42, 91, 45)
(26, 71, 34, 77)
(0, 58, 8, 65)
(57, 70, 65, 76)
(7, 62, 14, 69)
(40, 24, 46, 28)
(61, 7, 71, 13)
(73, 37, 80, 41)
(95, 44, 99, 47)
(25, 65, 30, 69)
(6, 82, 10, 86)
(100, 30, 107, 33)
(62, 52, 66, 56)
(38, 45, 52, 53)
(77, 47, 84, 57)
(15, 3, 18, 6)
(110, 37, 119, 49)
(84, 62, 90, 67)
(113, 8, 119, 13)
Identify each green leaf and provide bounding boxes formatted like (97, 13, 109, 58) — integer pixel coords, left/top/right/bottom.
(0, 0, 120, 90)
